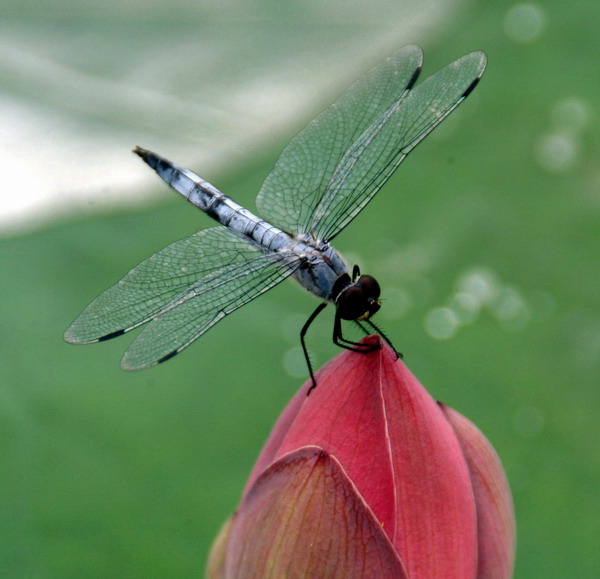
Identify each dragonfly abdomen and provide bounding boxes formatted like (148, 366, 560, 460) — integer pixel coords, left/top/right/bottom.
(134, 147, 292, 251)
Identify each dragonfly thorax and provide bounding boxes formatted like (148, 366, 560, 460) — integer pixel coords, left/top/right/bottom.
(288, 236, 349, 302)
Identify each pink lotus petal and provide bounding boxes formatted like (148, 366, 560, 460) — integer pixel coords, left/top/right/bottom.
(227, 446, 408, 578)
(440, 404, 516, 579)
(206, 517, 233, 579)
(273, 338, 398, 533)
(378, 345, 478, 578)
(245, 337, 477, 578)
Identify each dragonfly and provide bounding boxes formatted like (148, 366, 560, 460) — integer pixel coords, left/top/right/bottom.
(64, 45, 486, 390)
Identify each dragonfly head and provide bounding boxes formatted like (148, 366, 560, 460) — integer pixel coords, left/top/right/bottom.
(335, 273, 381, 321)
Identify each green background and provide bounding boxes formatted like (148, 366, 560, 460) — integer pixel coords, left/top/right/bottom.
(2, 1, 599, 577)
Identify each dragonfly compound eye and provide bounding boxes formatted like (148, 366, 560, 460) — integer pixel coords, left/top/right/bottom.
(336, 286, 367, 321)
(357, 275, 381, 300)
(336, 281, 382, 321)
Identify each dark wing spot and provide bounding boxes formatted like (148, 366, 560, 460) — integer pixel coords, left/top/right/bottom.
(406, 64, 422, 91)
(462, 76, 481, 99)
(157, 350, 178, 364)
(98, 329, 126, 342)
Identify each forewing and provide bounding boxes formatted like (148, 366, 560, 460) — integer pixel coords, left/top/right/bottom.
(309, 50, 487, 241)
(64, 227, 278, 344)
(255, 45, 423, 236)
(120, 250, 303, 370)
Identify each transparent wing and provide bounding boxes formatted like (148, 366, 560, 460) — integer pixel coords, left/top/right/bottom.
(256, 48, 487, 242)
(120, 248, 303, 370)
(309, 51, 486, 241)
(64, 227, 302, 367)
(256, 45, 423, 237)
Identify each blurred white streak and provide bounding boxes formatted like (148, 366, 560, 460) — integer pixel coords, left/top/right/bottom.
(0, 0, 457, 235)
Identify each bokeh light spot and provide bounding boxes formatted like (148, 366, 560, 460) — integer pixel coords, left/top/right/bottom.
(456, 268, 499, 307)
(503, 3, 546, 43)
(535, 132, 579, 173)
(492, 287, 531, 331)
(449, 291, 481, 324)
(424, 307, 459, 340)
(283, 346, 311, 378)
(551, 97, 590, 134)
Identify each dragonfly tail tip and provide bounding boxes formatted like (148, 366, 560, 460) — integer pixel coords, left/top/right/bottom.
(133, 146, 149, 159)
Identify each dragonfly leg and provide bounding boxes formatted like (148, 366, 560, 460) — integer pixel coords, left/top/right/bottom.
(333, 313, 379, 352)
(362, 318, 403, 359)
(301, 302, 328, 394)
(354, 319, 370, 336)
